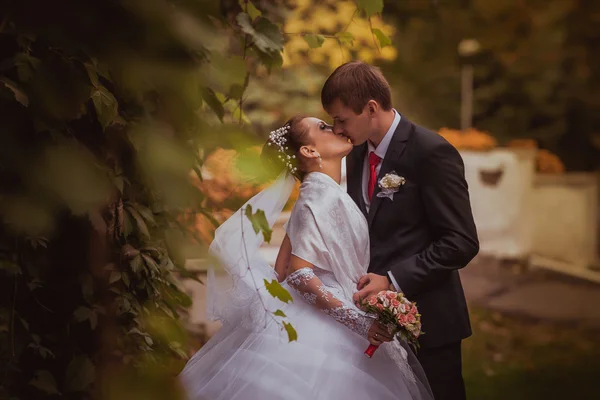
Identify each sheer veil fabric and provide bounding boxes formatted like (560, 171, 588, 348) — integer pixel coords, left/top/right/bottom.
(180, 171, 433, 400)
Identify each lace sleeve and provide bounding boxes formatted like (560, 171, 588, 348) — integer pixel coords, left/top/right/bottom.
(286, 267, 374, 338)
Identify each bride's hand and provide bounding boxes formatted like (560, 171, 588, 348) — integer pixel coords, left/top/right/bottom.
(367, 321, 394, 346)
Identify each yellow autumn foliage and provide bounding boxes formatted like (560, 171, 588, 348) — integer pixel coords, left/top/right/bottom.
(438, 127, 498, 151)
(191, 147, 301, 242)
(436, 131, 565, 175)
(282, 0, 397, 69)
(507, 139, 565, 174)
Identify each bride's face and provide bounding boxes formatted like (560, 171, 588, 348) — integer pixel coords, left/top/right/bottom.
(302, 117, 353, 161)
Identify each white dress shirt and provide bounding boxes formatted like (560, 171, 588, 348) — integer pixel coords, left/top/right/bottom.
(360, 109, 402, 291)
(362, 109, 401, 211)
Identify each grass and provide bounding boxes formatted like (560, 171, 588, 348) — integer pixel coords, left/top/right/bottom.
(463, 307, 600, 399)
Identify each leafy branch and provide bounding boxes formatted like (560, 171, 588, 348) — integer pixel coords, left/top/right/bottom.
(241, 206, 297, 341)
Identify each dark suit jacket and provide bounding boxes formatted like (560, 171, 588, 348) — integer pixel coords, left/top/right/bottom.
(346, 114, 479, 349)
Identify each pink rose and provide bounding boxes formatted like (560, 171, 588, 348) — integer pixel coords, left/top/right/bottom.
(407, 314, 416, 324)
(397, 314, 408, 324)
(411, 305, 417, 314)
(376, 304, 384, 311)
(368, 297, 378, 306)
(391, 299, 400, 308)
(386, 291, 396, 300)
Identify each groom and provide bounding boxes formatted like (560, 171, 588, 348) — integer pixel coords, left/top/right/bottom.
(321, 61, 479, 400)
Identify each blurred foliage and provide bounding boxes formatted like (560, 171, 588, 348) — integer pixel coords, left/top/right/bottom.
(438, 129, 565, 174)
(438, 127, 498, 151)
(383, 0, 600, 171)
(0, 0, 391, 398)
(506, 139, 566, 174)
(242, 0, 397, 129)
(282, 0, 396, 69)
(0, 0, 278, 398)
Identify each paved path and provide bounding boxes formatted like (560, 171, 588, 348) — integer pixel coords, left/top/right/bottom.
(461, 256, 600, 328)
(182, 214, 600, 337)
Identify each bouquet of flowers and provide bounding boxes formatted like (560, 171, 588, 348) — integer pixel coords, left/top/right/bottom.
(361, 290, 423, 358)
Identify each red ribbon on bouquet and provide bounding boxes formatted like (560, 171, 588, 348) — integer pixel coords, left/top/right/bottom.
(364, 344, 378, 358)
(360, 290, 423, 360)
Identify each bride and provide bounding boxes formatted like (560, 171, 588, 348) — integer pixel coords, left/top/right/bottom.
(179, 116, 433, 400)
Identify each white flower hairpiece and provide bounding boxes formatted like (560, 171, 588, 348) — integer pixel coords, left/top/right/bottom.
(267, 124, 297, 174)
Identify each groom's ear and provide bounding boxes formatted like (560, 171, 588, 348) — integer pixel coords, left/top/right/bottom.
(367, 99, 379, 116)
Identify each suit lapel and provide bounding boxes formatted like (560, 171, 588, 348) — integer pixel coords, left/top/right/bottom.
(346, 143, 368, 216)
(367, 115, 413, 228)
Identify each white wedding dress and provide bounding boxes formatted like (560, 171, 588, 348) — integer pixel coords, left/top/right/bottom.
(179, 172, 433, 400)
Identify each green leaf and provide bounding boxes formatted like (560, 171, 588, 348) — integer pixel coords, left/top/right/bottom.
(136, 204, 155, 226)
(204, 53, 247, 95)
(264, 279, 293, 304)
(142, 253, 160, 277)
(355, 0, 384, 17)
(283, 321, 298, 342)
(237, 14, 283, 53)
(144, 335, 154, 346)
(28, 343, 55, 360)
(14, 53, 40, 82)
(84, 63, 99, 87)
(116, 296, 131, 315)
(109, 271, 121, 284)
(29, 370, 59, 395)
(19, 316, 30, 331)
(125, 205, 150, 239)
(273, 309, 286, 317)
(29, 237, 49, 250)
(0, 259, 21, 276)
(336, 31, 355, 46)
(27, 278, 43, 291)
(239, 0, 262, 20)
(245, 205, 272, 242)
(199, 208, 220, 228)
(131, 254, 144, 274)
(372, 28, 392, 48)
(202, 87, 225, 122)
(1, 77, 29, 106)
(253, 46, 283, 71)
(91, 86, 118, 130)
(64, 355, 96, 393)
(73, 306, 97, 330)
(74, 306, 92, 322)
(303, 34, 326, 49)
(233, 106, 251, 125)
(122, 272, 130, 287)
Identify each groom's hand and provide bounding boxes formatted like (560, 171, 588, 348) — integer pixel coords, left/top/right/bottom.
(353, 273, 391, 307)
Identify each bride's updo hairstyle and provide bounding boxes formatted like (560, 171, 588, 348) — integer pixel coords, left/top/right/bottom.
(261, 115, 311, 180)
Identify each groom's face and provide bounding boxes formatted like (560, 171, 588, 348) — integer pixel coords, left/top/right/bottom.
(326, 99, 372, 146)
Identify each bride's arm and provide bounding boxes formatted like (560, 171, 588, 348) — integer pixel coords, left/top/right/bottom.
(274, 234, 292, 282)
(285, 255, 375, 339)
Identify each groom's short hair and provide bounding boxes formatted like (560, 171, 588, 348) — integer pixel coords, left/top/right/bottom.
(321, 61, 392, 114)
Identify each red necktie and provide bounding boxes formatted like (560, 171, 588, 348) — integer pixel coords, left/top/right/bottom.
(368, 152, 382, 200)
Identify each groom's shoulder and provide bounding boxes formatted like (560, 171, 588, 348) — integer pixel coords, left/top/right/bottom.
(408, 120, 453, 151)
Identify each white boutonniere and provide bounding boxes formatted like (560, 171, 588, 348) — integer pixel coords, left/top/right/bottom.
(376, 171, 406, 201)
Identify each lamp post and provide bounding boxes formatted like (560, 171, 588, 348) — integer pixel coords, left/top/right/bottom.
(458, 39, 481, 132)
